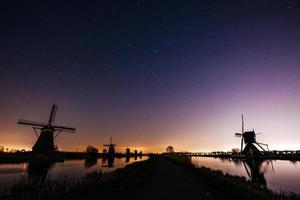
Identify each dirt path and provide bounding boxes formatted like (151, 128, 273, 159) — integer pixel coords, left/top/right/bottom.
(133, 157, 213, 200)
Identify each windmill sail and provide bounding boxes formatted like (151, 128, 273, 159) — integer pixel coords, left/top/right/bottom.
(17, 104, 75, 153)
(18, 119, 46, 127)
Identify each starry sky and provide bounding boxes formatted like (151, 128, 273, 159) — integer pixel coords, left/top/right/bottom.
(1, 0, 300, 153)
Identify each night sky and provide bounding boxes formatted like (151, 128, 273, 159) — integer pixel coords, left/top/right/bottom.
(1, 0, 300, 153)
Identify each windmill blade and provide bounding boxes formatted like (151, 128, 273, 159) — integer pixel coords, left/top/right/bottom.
(49, 104, 58, 124)
(235, 133, 242, 137)
(17, 119, 46, 127)
(242, 114, 244, 133)
(241, 136, 244, 153)
(53, 125, 76, 133)
(54, 128, 75, 133)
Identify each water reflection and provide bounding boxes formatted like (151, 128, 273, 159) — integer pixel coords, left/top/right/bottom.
(0, 156, 148, 192)
(84, 157, 98, 168)
(192, 156, 300, 194)
(126, 156, 130, 163)
(102, 156, 115, 170)
(231, 158, 243, 166)
(27, 160, 54, 182)
(242, 159, 267, 187)
(289, 160, 298, 165)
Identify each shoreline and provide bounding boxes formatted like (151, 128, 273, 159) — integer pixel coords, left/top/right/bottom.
(0, 152, 148, 164)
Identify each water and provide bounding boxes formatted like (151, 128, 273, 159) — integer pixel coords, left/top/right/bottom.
(192, 156, 300, 194)
(0, 156, 148, 193)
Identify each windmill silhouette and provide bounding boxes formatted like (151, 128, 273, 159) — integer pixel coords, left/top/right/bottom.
(18, 104, 75, 153)
(235, 115, 269, 156)
(125, 146, 131, 156)
(103, 137, 116, 156)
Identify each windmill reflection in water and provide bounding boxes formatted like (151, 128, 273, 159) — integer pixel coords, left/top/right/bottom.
(242, 158, 274, 188)
(26, 159, 55, 183)
(102, 156, 115, 171)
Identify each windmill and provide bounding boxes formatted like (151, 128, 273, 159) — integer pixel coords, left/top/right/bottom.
(125, 146, 131, 156)
(103, 137, 116, 156)
(18, 104, 76, 153)
(235, 115, 269, 156)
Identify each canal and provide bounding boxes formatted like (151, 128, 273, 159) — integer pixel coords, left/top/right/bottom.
(0, 156, 148, 194)
(192, 156, 300, 194)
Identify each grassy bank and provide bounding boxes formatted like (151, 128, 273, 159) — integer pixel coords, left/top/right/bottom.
(4, 158, 155, 200)
(163, 154, 300, 200)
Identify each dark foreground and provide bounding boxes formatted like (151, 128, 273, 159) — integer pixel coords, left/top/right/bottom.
(3, 155, 300, 200)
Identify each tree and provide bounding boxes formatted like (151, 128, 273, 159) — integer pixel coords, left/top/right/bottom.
(86, 145, 98, 154)
(231, 148, 240, 154)
(166, 146, 174, 153)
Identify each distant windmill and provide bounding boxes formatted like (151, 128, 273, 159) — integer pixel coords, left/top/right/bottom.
(125, 146, 130, 156)
(103, 137, 116, 156)
(18, 104, 76, 153)
(235, 115, 269, 156)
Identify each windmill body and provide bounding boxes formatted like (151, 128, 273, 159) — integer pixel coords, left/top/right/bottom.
(125, 147, 130, 156)
(103, 137, 116, 156)
(18, 105, 75, 153)
(241, 131, 262, 156)
(235, 115, 268, 156)
(108, 145, 115, 155)
(243, 131, 256, 144)
(241, 130, 262, 155)
(32, 125, 55, 152)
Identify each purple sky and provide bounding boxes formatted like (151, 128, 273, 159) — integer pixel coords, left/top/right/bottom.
(1, 0, 300, 152)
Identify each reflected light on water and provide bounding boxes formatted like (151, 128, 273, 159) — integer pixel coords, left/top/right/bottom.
(192, 157, 300, 194)
(0, 156, 148, 191)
